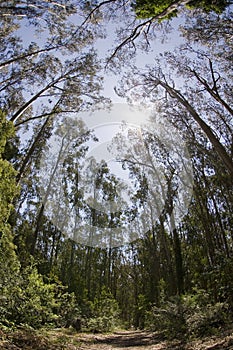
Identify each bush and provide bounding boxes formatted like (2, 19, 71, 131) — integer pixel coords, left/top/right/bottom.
(54, 286, 82, 330)
(0, 111, 19, 234)
(185, 299, 230, 337)
(145, 289, 231, 340)
(145, 296, 186, 339)
(0, 262, 81, 329)
(86, 288, 120, 333)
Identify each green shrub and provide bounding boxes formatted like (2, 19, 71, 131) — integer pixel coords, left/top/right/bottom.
(54, 287, 81, 330)
(0, 262, 81, 329)
(0, 111, 19, 234)
(145, 289, 231, 340)
(145, 296, 186, 339)
(87, 288, 120, 332)
(185, 300, 230, 337)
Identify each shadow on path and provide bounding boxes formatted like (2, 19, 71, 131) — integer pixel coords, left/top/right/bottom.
(95, 330, 169, 348)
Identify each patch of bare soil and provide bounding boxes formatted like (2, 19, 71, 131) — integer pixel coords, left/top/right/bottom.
(74, 329, 233, 350)
(1, 328, 233, 350)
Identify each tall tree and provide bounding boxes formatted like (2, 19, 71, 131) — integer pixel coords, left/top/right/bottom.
(115, 56, 233, 176)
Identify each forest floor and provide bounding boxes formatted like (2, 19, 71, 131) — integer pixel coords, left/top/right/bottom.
(1, 328, 233, 350)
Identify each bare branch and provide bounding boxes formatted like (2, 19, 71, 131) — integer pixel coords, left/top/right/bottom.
(191, 67, 233, 116)
(208, 59, 220, 92)
(81, 0, 118, 27)
(106, 0, 191, 64)
(106, 17, 154, 64)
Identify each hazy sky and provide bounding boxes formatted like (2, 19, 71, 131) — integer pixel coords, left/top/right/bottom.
(94, 17, 185, 102)
(17, 10, 185, 103)
(15, 9, 193, 245)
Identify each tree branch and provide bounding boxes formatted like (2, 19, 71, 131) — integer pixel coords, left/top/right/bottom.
(106, 0, 191, 64)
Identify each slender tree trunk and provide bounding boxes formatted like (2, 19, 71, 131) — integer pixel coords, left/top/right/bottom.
(173, 227, 184, 295)
(194, 183, 216, 265)
(31, 133, 68, 255)
(0, 45, 59, 69)
(16, 116, 51, 183)
(192, 66, 233, 117)
(159, 81, 233, 177)
(85, 246, 93, 299)
(10, 75, 63, 123)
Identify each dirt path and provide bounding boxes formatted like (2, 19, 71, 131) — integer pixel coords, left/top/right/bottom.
(76, 330, 169, 350)
(1, 328, 233, 350)
(72, 330, 233, 350)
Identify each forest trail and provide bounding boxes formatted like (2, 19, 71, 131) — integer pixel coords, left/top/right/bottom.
(1, 329, 233, 350)
(75, 330, 233, 350)
(76, 330, 169, 349)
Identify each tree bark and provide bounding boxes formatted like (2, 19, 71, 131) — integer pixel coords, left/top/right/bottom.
(159, 81, 233, 177)
(10, 75, 64, 123)
(16, 116, 50, 183)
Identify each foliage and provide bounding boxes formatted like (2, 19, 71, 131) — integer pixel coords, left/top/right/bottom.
(0, 263, 80, 329)
(145, 296, 186, 339)
(10, 268, 59, 328)
(133, 0, 230, 19)
(186, 0, 229, 13)
(145, 289, 231, 339)
(53, 284, 81, 330)
(87, 288, 120, 332)
(0, 111, 19, 233)
(133, 0, 178, 20)
(0, 230, 21, 328)
(0, 110, 21, 327)
(132, 293, 149, 329)
(0, 120, 79, 330)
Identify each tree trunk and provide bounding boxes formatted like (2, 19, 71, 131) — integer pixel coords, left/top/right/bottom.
(16, 116, 51, 183)
(31, 132, 68, 255)
(159, 81, 233, 177)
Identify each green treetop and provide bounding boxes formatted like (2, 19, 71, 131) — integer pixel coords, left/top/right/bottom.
(0, 110, 19, 234)
(133, 0, 230, 20)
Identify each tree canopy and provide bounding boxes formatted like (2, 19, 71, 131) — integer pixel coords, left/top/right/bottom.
(133, 0, 230, 19)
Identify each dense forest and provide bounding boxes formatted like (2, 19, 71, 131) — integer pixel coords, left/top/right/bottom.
(0, 0, 233, 348)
